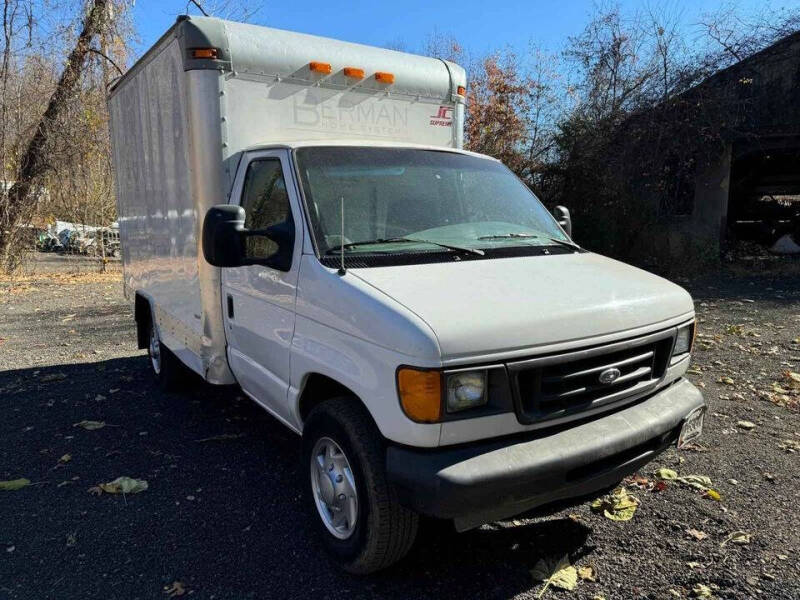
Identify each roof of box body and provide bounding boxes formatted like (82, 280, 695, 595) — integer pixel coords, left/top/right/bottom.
(242, 140, 495, 159)
(109, 16, 466, 101)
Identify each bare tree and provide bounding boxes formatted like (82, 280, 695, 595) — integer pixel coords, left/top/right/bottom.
(0, 0, 112, 270)
(185, 0, 264, 22)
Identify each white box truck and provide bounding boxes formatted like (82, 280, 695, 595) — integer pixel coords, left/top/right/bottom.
(109, 16, 706, 573)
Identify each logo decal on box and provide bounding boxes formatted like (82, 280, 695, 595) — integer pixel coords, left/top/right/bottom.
(430, 105, 453, 127)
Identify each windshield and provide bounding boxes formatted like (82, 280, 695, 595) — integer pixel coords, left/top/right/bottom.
(294, 147, 570, 256)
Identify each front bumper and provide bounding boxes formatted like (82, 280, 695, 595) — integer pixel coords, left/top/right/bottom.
(386, 378, 704, 531)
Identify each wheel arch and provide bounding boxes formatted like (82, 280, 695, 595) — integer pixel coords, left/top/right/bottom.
(134, 292, 155, 350)
(297, 373, 372, 429)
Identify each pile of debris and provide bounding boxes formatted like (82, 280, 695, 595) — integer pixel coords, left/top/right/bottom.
(35, 220, 120, 258)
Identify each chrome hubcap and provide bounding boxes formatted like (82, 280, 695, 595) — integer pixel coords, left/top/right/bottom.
(310, 437, 358, 539)
(148, 326, 161, 375)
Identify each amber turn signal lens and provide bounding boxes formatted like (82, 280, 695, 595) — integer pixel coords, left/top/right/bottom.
(343, 67, 365, 79)
(309, 61, 332, 74)
(191, 48, 218, 59)
(375, 71, 395, 84)
(397, 368, 442, 423)
(457, 85, 466, 96)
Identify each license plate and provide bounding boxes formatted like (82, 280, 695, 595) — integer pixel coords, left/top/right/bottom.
(677, 407, 705, 449)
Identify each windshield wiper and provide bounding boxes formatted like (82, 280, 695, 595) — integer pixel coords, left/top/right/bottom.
(477, 232, 581, 252)
(477, 233, 538, 240)
(544, 237, 582, 251)
(327, 237, 484, 256)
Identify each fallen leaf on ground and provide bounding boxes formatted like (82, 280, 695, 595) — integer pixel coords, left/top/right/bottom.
(89, 476, 148, 495)
(58, 454, 71, 464)
(687, 528, 709, 541)
(718, 376, 735, 385)
(721, 531, 751, 546)
(692, 583, 713, 598)
(704, 489, 722, 501)
(0, 478, 30, 491)
(531, 555, 578, 597)
(591, 487, 639, 521)
(682, 442, 709, 452)
(656, 468, 716, 494)
(73, 420, 106, 430)
(679, 474, 713, 490)
(577, 565, 597, 581)
(778, 439, 800, 453)
(163, 581, 186, 597)
(736, 420, 756, 430)
(786, 371, 800, 387)
(194, 433, 246, 443)
(40, 372, 67, 382)
(655, 468, 678, 480)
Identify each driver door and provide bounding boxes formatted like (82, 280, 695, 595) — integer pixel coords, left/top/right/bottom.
(221, 150, 303, 427)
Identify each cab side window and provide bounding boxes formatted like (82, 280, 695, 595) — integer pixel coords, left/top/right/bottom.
(240, 159, 294, 262)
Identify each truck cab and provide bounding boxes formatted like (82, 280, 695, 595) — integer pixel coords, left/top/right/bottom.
(109, 16, 705, 574)
(201, 140, 705, 571)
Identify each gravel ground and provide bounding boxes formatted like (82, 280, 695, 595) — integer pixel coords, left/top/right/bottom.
(1, 255, 799, 600)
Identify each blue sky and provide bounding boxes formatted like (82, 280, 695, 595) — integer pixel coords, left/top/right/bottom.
(131, 0, 799, 61)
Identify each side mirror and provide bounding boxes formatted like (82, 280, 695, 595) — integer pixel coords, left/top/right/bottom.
(202, 204, 296, 271)
(202, 205, 245, 267)
(553, 205, 572, 238)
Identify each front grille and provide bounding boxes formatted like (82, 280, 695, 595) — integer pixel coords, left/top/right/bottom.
(508, 330, 675, 426)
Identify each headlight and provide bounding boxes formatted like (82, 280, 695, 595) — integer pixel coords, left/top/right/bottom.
(397, 367, 490, 422)
(673, 322, 695, 356)
(446, 371, 488, 413)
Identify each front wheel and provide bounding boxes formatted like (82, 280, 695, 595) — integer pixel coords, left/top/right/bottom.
(146, 319, 184, 392)
(303, 398, 419, 574)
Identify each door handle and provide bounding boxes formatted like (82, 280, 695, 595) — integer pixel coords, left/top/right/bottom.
(227, 294, 234, 319)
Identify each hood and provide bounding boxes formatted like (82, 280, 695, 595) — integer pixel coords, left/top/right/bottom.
(350, 252, 694, 361)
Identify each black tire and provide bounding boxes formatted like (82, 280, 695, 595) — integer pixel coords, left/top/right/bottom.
(145, 317, 185, 392)
(303, 398, 419, 574)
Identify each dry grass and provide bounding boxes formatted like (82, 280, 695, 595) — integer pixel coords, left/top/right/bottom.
(0, 268, 122, 296)
(0, 269, 121, 284)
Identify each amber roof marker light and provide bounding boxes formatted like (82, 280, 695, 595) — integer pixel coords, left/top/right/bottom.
(191, 48, 219, 59)
(343, 67, 365, 79)
(375, 71, 395, 84)
(309, 61, 332, 74)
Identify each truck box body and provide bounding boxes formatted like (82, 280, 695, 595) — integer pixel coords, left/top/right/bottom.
(108, 16, 466, 383)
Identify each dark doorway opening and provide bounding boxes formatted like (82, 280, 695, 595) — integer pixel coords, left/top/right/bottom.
(727, 140, 800, 249)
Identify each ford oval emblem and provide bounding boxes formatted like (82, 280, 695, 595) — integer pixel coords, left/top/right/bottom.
(598, 368, 621, 385)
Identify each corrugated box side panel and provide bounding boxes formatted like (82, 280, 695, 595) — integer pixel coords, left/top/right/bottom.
(109, 38, 209, 376)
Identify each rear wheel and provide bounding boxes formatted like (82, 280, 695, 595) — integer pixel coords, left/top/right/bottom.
(303, 398, 419, 574)
(145, 319, 184, 391)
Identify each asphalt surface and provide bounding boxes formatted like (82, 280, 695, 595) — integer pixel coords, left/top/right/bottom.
(1, 255, 799, 599)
